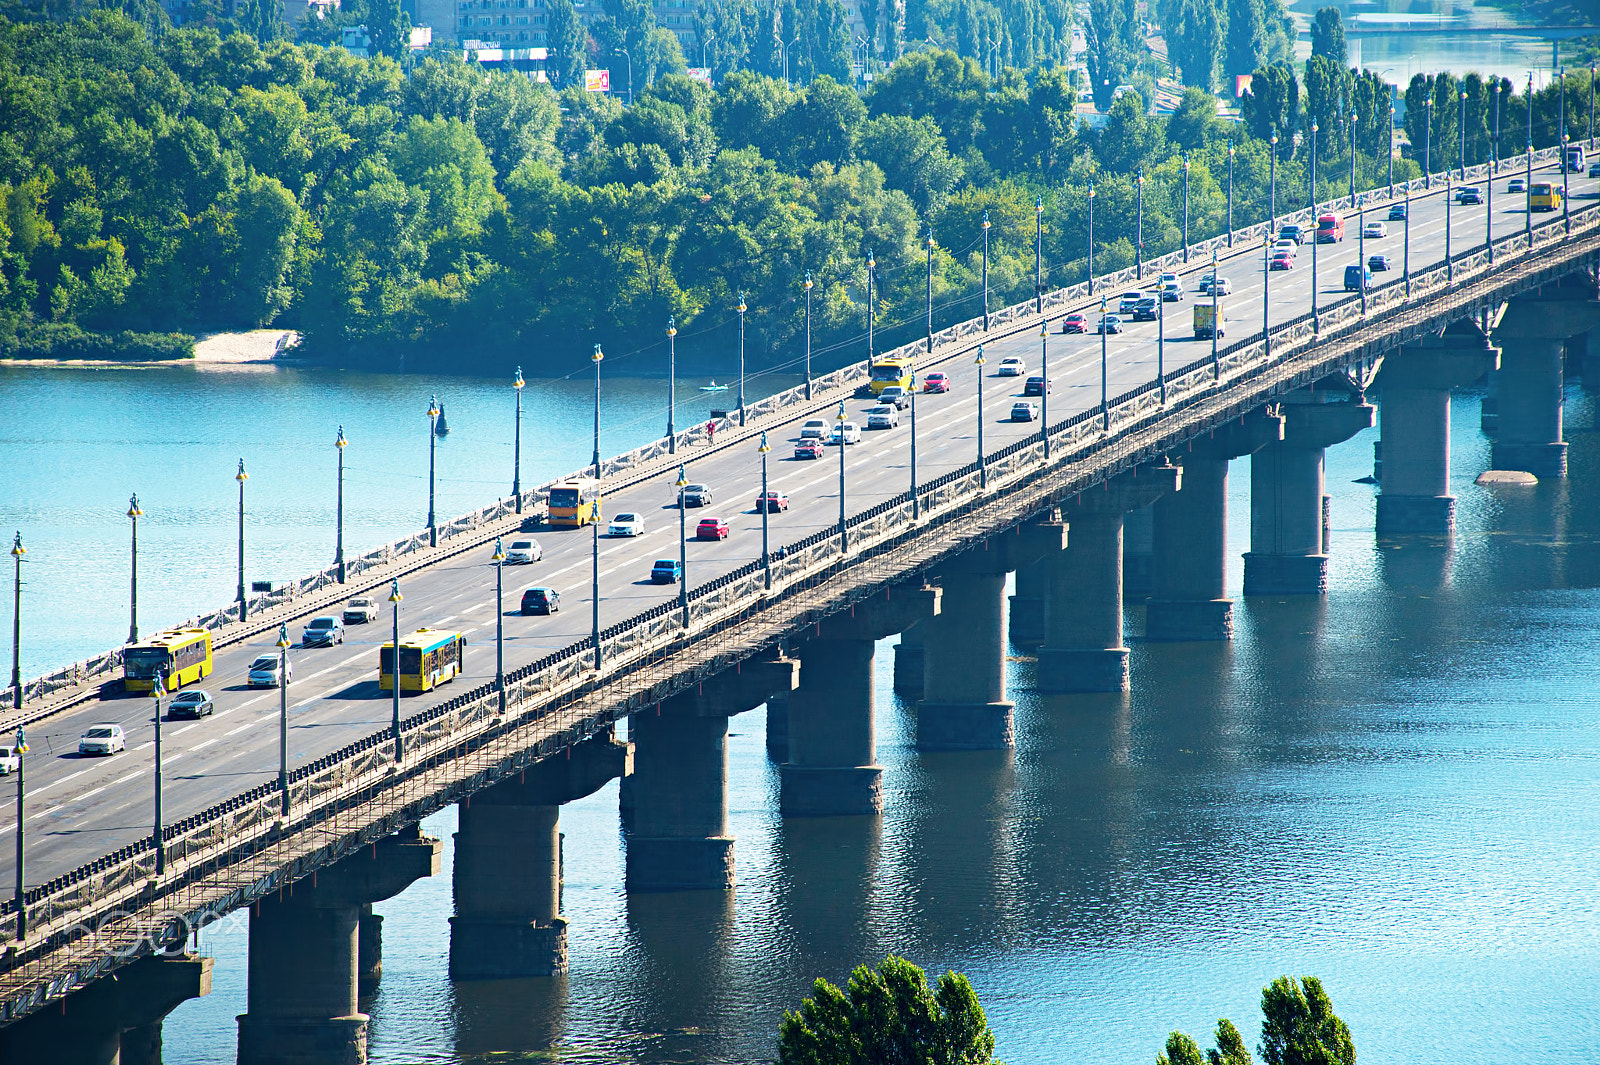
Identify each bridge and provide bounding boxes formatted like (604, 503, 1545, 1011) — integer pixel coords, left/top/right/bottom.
(1344, 21, 1598, 39)
(2, 148, 1598, 1064)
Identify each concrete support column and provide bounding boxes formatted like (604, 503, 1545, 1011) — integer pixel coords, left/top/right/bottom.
(449, 732, 626, 979)
(1491, 279, 1600, 478)
(626, 657, 797, 891)
(1148, 411, 1283, 641)
(1243, 395, 1374, 595)
(780, 584, 939, 815)
(1122, 505, 1154, 600)
(1376, 323, 1499, 536)
(118, 955, 215, 1065)
(1007, 558, 1050, 649)
(357, 905, 382, 995)
(1038, 466, 1178, 692)
(892, 621, 924, 698)
(0, 954, 212, 1065)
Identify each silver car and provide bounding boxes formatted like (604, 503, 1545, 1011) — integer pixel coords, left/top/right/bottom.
(302, 616, 344, 647)
(505, 539, 542, 564)
(79, 725, 127, 756)
(866, 405, 900, 429)
(248, 654, 293, 688)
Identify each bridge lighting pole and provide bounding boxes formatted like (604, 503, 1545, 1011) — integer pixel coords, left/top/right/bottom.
(758, 434, 772, 590)
(9, 534, 22, 710)
(1423, 95, 1431, 187)
(591, 345, 603, 673)
(736, 293, 747, 426)
(1403, 184, 1413, 296)
(151, 669, 166, 875)
(1039, 321, 1050, 458)
(427, 395, 439, 548)
(1358, 190, 1368, 313)
(12, 724, 26, 940)
(1388, 104, 1396, 196)
(665, 323, 676, 453)
(1262, 232, 1272, 362)
(334, 426, 348, 581)
(1209, 248, 1220, 381)
(1350, 109, 1358, 208)
(1590, 63, 1595, 148)
(981, 213, 991, 329)
(1135, 168, 1145, 279)
(803, 274, 814, 399)
(127, 495, 141, 644)
(1493, 80, 1502, 171)
(866, 253, 876, 358)
(1488, 140, 1496, 263)
(1227, 142, 1235, 246)
(388, 580, 402, 761)
(926, 229, 935, 357)
(1459, 90, 1468, 175)
(1156, 284, 1165, 404)
(1560, 68, 1571, 236)
(1086, 185, 1095, 293)
(1099, 296, 1110, 431)
(1034, 196, 1044, 312)
(675, 466, 689, 627)
(1526, 72, 1534, 240)
(1445, 170, 1453, 282)
(277, 623, 290, 816)
(1311, 121, 1320, 331)
(1181, 154, 1191, 260)
(513, 367, 526, 506)
(974, 347, 987, 487)
(235, 459, 248, 620)
(1269, 129, 1279, 237)
(492, 538, 506, 717)
(835, 401, 849, 551)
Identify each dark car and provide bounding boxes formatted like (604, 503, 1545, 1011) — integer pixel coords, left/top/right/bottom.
(1096, 314, 1124, 334)
(877, 386, 912, 410)
(301, 615, 344, 647)
(794, 439, 824, 460)
(696, 516, 730, 540)
(520, 587, 560, 615)
(1023, 376, 1049, 396)
(1130, 297, 1159, 322)
(1368, 254, 1392, 272)
(1061, 313, 1088, 334)
(756, 491, 789, 513)
(167, 689, 214, 719)
(1278, 223, 1306, 245)
(1388, 204, 1408, 221)
(650, 559, 682, 584)
(1344, 264, 1371, 291)
(1457, 185, 1482, 205)
(680, 483, 713, 507)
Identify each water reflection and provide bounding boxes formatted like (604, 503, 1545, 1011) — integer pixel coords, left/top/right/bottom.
(449, 975, 568, 1061)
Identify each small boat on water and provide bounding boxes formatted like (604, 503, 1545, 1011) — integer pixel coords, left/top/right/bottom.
(699, 381, 729, 392)
(435, 403, 450, 436)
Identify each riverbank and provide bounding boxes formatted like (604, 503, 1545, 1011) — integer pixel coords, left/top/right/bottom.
(0, 328, 300, 368)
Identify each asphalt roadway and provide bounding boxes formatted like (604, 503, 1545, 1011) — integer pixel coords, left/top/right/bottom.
(6, 157, 1596, 890)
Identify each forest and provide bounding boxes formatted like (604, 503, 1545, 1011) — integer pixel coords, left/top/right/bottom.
(0, 8, 1591, 375)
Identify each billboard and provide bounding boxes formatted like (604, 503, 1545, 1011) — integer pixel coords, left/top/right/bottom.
(687, 67, 712, 86)
(1234, 74, 1253, 98)
(585, 69, 611, 93)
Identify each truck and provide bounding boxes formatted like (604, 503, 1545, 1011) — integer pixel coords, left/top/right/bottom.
(1315, 213, 1344, 243)
(1193, 302, 1225, 339)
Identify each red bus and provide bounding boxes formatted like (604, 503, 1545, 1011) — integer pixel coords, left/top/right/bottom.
(1315, 213, 1344, 243)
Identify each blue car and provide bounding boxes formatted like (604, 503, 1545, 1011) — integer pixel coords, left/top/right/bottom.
(651, 558, 682, 584)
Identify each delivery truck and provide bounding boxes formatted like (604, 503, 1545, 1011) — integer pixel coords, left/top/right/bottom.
(1194, 302, 1225, 339)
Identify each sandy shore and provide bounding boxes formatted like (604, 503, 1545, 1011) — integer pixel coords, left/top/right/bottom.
(193, 329, 301, 363)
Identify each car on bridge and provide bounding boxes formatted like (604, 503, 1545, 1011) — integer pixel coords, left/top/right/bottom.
(1061, 313, 1088, 333)
(1199, 274, 1232, 295)
(1117, 290, 1146, 314)
(1368, 254, 1393, 272)
(1160, 280, 1184, 302)
(1272, 238, 1299, 257)
(830, 422, 862, 445)
(343, 597, 378, 625)
(1278, 223, 1307, 245)
(302, 616, 345, 647)
(922, 372, 950, 393)
(248, 654, 293, 688)
(0, 746, 18, 774)
(1269, 253, 1294, 271)
(866, 404, 900, 429)
(1344, 264, 1372, 291)
(877, 386, 912, 410)
(608, 513, 645, 537)
(520, 587, 560, 614)
(1096, 314, 1124, 334)
(167, 689, 215, 719)
(1130, 296, 1159, 321)
(505, 539, 543, 563)
(696, 516, 730, 540)
(1507, 177, 1526, 193)
(680, 483, 713, 507)
(1388, 204, 1408, 221)
(78, 724, 126, 756)
(1023, 376, 1050, 396)
(1362, 220, 1388, 239)
(793, 439, 824, 460)
(756, 490, 790, 512)
(650, 559, 682, 584)
(1456, 185, 1482, 205)
(1589, 161, 1600, 178)
(997, 356, 1026, 376)
(1010, 401, 1039, 422)
(799, 419, 828, 439)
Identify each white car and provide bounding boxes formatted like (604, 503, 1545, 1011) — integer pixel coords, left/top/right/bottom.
(799, 418, 828, 439)
(0, 746, 19, 774)
(1200, 274, 1232, 296)
(996, 356, 1026, 377)
(1362, 221, 1387, 239)
(505, 539, 542, 564)
(608, 513, 645, 537)
(248, 654, 293, 688)
(79, 725, 127, 756)
(1272, 238, 1298, 257)
(829, 421, 862, 444)
(342, 596, 377, 624)
(1160, 280, 1184, 302)
(866, 405, 900, 429)
(1010, 401, 1040, 422)
(1157, 271, 1180, 286)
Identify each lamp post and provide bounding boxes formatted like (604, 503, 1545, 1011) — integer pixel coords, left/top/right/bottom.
(1086, 184, 1095, 293)
(1459, 89, 1468, 175)
(974, 346, 987, 487)
(835, 401, 849, 550)
(1445, 169, 1453, 282)
(736, 293, 747, 426)
(126, 495, 141, 644)
(513, 367, 525, 505)
(1349, 108, 1358, 207)
(1388, 103, 1396, 196)
(1227, 141, 1236, 245)
(1269, 128, 1279, 235)
(1358, 187, 1368, 312)
(1098, 295, 1110, 430)
(1488, 117, 1496, 263)
(675, 466, 689, 627)
(1403, 184, 1412, 295)
(1034, 195, 1044, 312)
(9, 534, 21, 711)
(12, 724, 26, 940)
(1135, 168, 1145, 279)
(1209, 247, 1220, 380)
(1561, 67, 1571, 236)
(803, 273, 814, 399)
(1311, 120, 1320, 331)
(426, 395, 439, 548)
(591, 344, 603, 673)
(1590, 63, 1596, 148)
(665, 323, 676, 452)
(925, 229, 935, 354)
(235, 459, 248, 619)
(334, 426, 348, 581)
(387, 579, 402, 761)
(151, 669, 166, 875)
(866, 251, 876, 358)
(492, 537, 506, 716)
(981, 212, 990, 329)
(276, 622, 290, 816)
(758, 433, 772, 589)
(1423, 94, 1432, 186)
(1181, 154, 1191, 259)
(619, 46, 633, 105)
(1262, 232, 1272, 362)
(1039, 320, 1050, 458)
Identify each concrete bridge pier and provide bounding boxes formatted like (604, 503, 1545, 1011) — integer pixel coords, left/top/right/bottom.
(1492, 281, 1600, 478)
(0, 953, 213, 1065)
(449, 731, 628, 979)
(1037, 465, 1179, 692)
(1243, 393, 1375, 595)
(1007, 557, 1051, 649)
(1147, 410, 1284, 641)
(918, 521, 1065, 749)
(626, 655, 798, 891)
(1376, 321, 1500, 536)
(1122, 505, 1154, 600)
(780, 584, 941, 816)
(892, 621, 925, 698)
(237, 827, 442, 1065)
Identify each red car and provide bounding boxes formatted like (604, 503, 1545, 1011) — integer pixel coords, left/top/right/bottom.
(756, 491, 789, 513)
(794, 439, 824, 460)
(696, 516, 730, 540)
(1269, 255, 1294, 271)
(1060, 313, 1088, 334)
(922, 372, 949, 393)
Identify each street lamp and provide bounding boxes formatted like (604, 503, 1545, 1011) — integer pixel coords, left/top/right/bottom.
(151, 668, 166, 875)
(736, 293, 747, 426)
(1403, 183, 1412, 296)
(1227, 141, 1236, 245)
(619, 46, 633, 105)
(11, 723, 26, 940)
(1039, 320, 1050, 458)
(235, 459, 248, 619)
(1388, 103, 1396, 196)
(1155, 279, 1165, 405)
(492, 538, 506, 716)
(974, 346, 987, 488)
(9, 533, 22, 710)
(1560, 67, 1571, 237)
(1311, 120, 1320, 330)
(126, 495, 141, 644)
(387, 579, 402, 761)
(1526, 71, 1534, 240)
(981, 211, 991, 329)
(1098, 295, 1110, 431)
(666, 322, 677, 453)
(1424, 93, 1432, 187)
(513, 368, 526, 507)
(1269, 128, 1279, 234)
(675, 465, 689, 627)
(1445, 168, 1453, 283)
(1262, 231, 1272, 362)
(591, 344, 603, 673)
(335, 426, 348, 581)
(865, 252, 876, 358)
(803, 273, 814, 399)
(1181, 154, 1191, 260)
(1459, 89, 1468, 175)
(1358, 187, 1368, 312)
(1086, 184, 1095, 293)
(1209, 247, 1220, 381)
(925, 228, 935, 354)
(1034, 195, 1044, 312)
(427, 395, 440, 548)
(758, 433, 772, 589)
(1135, 168, 1145, 279)
(1349, 108, 1358, 208)
(276, 623, 290, 816)
(835, 400, 849, 551)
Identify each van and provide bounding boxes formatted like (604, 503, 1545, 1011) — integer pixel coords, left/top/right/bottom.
(1343, 264, 1371, 292)
(1315, 213, 1344, 243)
(1529, 182, 1562, 212)
(1566, 146, 1586, 173)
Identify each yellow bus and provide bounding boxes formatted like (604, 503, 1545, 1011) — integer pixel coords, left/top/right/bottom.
(380, 628, 466, 693)
(123, 628, 213, 693)
(1529, 182, 1562, 212)
(547, 479, 601, 527)
(868, 356, 915, 395)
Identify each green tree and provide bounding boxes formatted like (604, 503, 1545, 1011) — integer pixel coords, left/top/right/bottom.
(1161, 1032, 1208, 1065)
(1309, 7, 1345, 65)
(1259, 976, 1356, 1065)
(1161, 0, 1222, 91)
(545, 0, 589, 89)
(1303, 53, 1351, 155)
(778, 956, 998, 1065)
(1241, 61, 1298, 142)
(1085, 0, 1134, 110)
(365, 0, 412, 61)
(857, 113, 963, 210)
(1210, 1018, 1253, 1065)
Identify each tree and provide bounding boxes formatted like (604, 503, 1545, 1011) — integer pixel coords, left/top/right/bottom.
(545, 0, 589, 89)
(1309, 7, 1345, 65)
(1161, 0, 1222, 91)
(1085, 0, 1134, 110)
(858, 114, 963, 210)
(1241, 62, 1298, 143)
(1160, 1032, 1208, 1065)
(777, 956, 998, 1065)
(1224, 0, 1266, 83)
(1303, 53, 1351, 155)
(366, 0, 412, 62)
(1259, 976, 1356, 1065)
(1168, 86, 1223, 151)
(1157, 1018, 1255, 1065)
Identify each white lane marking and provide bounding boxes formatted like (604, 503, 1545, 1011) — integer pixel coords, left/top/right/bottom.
(29, 768, 92, 796)
(188, 736, 224, 753)
(112, 771, 140, 786)
(225, 721, 256, 736)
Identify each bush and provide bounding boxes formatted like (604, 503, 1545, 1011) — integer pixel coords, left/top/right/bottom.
(0, 323, 195, 362)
